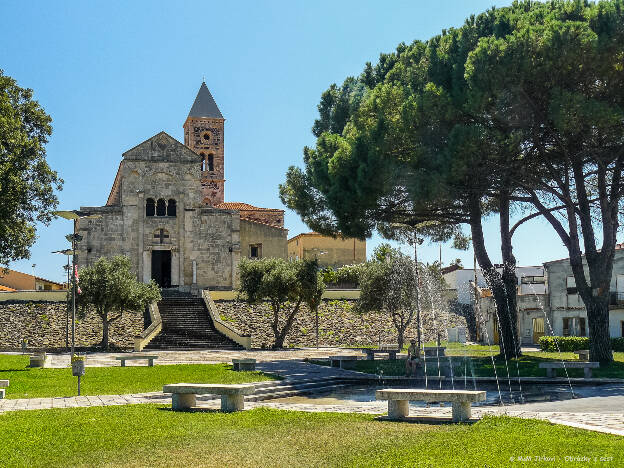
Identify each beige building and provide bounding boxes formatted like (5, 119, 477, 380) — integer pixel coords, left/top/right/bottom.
(287, 232, 366, 268)
(0, 269, 65, 291)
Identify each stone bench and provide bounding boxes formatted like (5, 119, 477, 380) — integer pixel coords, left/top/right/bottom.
(329, 355, 360, 369)
(163, 383, 256, 412)
(232, 358, 256, 371)
(0, 379, 8, 399)
(115, 355, 158, 367)
(379, 344, 399, 351)
(539, 361, 599, 378)
(376, 388, 486, 422)
(423, 347, 446, 357)
(574, 349, 590, 361)
(364, 349, 397, 360)
(29, 353, 46, 368)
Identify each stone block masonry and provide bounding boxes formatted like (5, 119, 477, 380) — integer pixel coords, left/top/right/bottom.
(0, 301, 142, 351)
(215, 300, 467, 348)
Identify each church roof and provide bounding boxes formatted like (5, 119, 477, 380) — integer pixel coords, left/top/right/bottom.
(188, 82, 223, 119)
(215, 202, 282, 212)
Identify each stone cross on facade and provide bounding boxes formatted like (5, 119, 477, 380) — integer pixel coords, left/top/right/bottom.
(154, 229, 169, 244)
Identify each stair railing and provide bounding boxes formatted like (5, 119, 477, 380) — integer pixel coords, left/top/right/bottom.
(133, 301, 162, 351)
(201, 289, 252, 349)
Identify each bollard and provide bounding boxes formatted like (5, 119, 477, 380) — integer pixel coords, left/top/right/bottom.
(71, 355, 86, 396)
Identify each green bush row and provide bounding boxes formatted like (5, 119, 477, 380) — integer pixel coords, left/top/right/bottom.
(539, 336, 624, 352)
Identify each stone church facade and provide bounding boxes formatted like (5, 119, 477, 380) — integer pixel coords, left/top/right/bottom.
(75, 83, 287, 290)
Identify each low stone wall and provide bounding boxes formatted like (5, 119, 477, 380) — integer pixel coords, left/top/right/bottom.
(215, 299, 467, 348)
(0, 301, 143, 351)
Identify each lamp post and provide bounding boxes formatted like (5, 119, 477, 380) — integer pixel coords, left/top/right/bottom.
(52, 248, 74, 351)
(308, 249, 328, 349)
(54, 210, 100, 356)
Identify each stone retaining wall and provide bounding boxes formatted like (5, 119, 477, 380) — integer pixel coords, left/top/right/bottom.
(0, 301, 142, 351)
(215, 299, 467, 348)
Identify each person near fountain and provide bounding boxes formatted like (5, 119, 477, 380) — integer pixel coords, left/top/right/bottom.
(405, 339, 421, 377)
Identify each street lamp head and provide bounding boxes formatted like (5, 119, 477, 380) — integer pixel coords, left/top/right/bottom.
(54, 210, 102, 220)
(65, 234, 83, 243)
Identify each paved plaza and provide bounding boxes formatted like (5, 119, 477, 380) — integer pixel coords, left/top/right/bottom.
(1, 350, 623, 437)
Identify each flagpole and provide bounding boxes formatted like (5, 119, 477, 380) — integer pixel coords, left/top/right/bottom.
(72, 219, 76, 356)
(53, 209, 100, 357)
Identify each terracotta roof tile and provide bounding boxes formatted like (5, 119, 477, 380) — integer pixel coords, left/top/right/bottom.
(215, 202, 282, 212)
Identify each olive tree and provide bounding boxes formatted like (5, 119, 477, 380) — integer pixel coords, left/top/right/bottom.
(77, 256, 161, 350)
(238, 257, 323, 348)
(358, 252, 418, 351)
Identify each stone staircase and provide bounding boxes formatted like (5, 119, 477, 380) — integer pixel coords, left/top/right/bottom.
(145, 292, 243, 350)
(184, 376, 361, 403)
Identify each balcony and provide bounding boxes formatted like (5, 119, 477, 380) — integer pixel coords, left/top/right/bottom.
(609, 292, 624, 306)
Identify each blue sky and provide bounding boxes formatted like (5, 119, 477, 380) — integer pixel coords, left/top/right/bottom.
(1, 0, 577, 283)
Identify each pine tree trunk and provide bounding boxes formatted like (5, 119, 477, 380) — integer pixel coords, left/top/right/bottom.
(469, 193, 521, 360)
(585, 296, 612, 364)
(489, 272, 521, 360)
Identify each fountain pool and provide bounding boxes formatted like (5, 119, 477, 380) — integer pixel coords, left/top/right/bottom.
(270, 383, 576, 408)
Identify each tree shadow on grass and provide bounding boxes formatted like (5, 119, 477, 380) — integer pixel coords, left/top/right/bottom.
(157, 407, 222, 414)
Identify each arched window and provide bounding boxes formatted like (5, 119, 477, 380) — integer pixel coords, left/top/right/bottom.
(167, 199, 176, 217)
(146, 198, 155, 217)
(200, 153, 206, 171)
(208, 154, 214, 172)
(156, 198, 166, 216)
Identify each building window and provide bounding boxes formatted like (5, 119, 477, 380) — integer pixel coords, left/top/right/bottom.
(566, 276, 577, 295)
(167, 199, 176, 217)
(156, 198, 166, 216)
(146, 198, 155, 217)
(250, 243, 262, 259)
(563, 317, 586, 337)
(200, 153, 206, 171)
(208, 154, 214, 172)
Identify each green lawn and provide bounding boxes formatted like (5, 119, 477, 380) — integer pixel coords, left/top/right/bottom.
(0, 405, 621, 467)
(0, 354, 275, 399)
(319, 344, 624, 378)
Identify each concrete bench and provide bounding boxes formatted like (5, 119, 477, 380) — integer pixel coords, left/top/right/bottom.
(163, 383, 256, 412)
(376, 388, 486, 422)
(29, 352, 46, 368)
(329, 355, 360, 369)
(539, 361, 599, 378)
(0, 379, 8, 399)
(115, 355, 158, 367)
(423, 347, 446, 357)
(574, 350, 590, 361)
(379, 344, 399, 351)
(232, 358, 256, 371)
(364, 349, 398, 360)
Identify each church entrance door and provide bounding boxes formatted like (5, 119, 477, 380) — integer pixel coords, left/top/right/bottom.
(151, 250, 172, 288)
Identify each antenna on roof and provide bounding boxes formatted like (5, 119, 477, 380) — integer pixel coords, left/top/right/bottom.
(202, 75, 205, 83)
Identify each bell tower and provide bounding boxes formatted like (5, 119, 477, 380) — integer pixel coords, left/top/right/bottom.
(183, 82, 225, 206)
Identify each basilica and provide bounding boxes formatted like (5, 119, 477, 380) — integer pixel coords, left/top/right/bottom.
(74, 83, 287, 290)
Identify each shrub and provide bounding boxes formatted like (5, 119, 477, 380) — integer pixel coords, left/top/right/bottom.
(539, 336, 624, 352)
(335, 263, 366, 285)
(612, 337, 624, 352)
(539, 336, 589, 352)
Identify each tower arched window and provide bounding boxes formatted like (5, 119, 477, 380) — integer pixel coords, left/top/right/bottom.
(208, 154, 214, 172)
(146, 198, 155, 217)
(200, 153, 206, 171)
(156, 198, 166, 216)
(167, 199, 177, 217)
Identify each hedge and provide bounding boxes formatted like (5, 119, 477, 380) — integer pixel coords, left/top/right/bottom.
(539, 336, 624, 352)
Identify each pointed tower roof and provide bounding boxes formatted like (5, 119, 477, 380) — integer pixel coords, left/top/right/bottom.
(187, 82, 223, 119)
